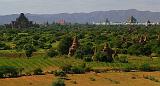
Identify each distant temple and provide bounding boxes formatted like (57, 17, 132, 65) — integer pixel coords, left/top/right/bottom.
(56, 19, 66, 25)
(11, 13, 34, 28)
(126, 16, 138, 24)
(4, 13, 39, 29)
(146, 20, 151, 26)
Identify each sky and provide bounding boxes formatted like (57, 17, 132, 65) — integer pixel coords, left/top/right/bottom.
(0, 0, 159, 15)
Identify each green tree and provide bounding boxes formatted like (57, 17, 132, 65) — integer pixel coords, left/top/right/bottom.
(47, 49, 58, 57)
(58, 36, 72, 55)
(24, 44, 35, 58)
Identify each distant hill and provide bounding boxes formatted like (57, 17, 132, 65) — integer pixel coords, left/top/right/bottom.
(0, 9, 160, 25)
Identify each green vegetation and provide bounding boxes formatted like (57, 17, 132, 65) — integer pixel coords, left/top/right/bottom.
(33, 68, 44, 75)
(52, 78, 65, 86)
(1, 24, 160, 79)
(0, 66, 22, 78)
(54, 70, 67, 77)
(143, 75, 160, 83)
(105, 78, 120, 84)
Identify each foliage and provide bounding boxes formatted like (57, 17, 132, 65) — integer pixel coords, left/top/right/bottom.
(60, 63, 91, 74)
(2, 24, 160, 57)
(127, 44, 141, 55)
(123, 64, 136, 72)
(70, 66, 85, 74)
(143, 75, 160, 83)
(47, 49, 58, 57)
(83, 56, 93, 62)
(114, 55, 128, 63)
(52, 78, 65, 86)
(54, 70, 67, 77)
(0, 66, 21, 78)
(140, 63, 151, 71)
(75, 42, 94, 59)
(33, 68, 44, 75)
(94, 51, 113, 62)
(58, 36, 72, 55)
(61, 64, 72, 73)
(24, 44, 36, 58)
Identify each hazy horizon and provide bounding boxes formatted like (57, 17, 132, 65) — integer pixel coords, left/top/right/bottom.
(0, 0, 160, 15)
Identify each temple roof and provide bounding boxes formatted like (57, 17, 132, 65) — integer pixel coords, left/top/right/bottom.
(16, 13, 29, 22)
(127, 16, 137, 23)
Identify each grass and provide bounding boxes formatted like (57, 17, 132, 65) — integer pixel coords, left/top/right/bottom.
(105, 78, 120, 84)
(1, 72, 160, 86)
(0, 54, 160, 73)
(0, 57, 54, 72)
(143, 75, 160, 83)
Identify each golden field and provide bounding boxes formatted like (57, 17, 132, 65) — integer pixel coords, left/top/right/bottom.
(1, 72, 160, 86)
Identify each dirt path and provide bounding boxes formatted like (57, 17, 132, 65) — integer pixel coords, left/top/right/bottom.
(0, 72, 160, 86)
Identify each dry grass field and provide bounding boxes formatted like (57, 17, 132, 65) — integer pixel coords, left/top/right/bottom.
(1, 72, 160, 86)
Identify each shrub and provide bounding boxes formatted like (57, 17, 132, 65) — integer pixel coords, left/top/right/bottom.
(75, 43, 94, 59)
(54, 70, 67, 77)
(24, 44, 36, 58)
(52, 78, 65, 86)
(58, 36, 72, 55)
(115, 55, 128, 63)
(61, 64, 72, 73)
(94, 51, 113, 62)
(0, 43, 10, 50)
(123, 64, 135, 72)
(0, 66, 20, 78)
(149, 65, 160, 71)
(84, 56, 92, 62)
(143, 75, 160, 82)
(0, 72, 3, 78)
(127, 44, 141, 55)
(33, 68, 44, 75)
(71, 66, 85, 74)
(75, 50, 84, 59)
(140, 63, 151, 71)
(47, 49, 58, 57)
(60, 63, 91, 74)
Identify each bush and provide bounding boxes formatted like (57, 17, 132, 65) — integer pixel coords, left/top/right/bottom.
(0, 66, 20, 78)
(143, 75, 160, 82)
(52, 78, 65, 86)
(0, 43, 10, 50)
(123, 64, 135, 72)
(75, 43, 94, 59)
(47, 49, 58, 57)
(140, 63, 151, 71)
(60, 63, 92, 74)
(58, 36, 72, 55)
(115, 55, 128, 63)
(75, 50, 84, 59)
(94, 51, 113, 62)
(127, 44, 141, 55)
(33, 68, 44, 75)
(71, 66, 85, 74)
(24, 44, 36, 58)
(54, 70, 67, 77)
(84, 56, 92, 62)
(61, 64, 72, 73)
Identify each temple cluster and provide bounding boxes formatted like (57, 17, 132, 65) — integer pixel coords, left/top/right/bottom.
(5, 13, 39, 29)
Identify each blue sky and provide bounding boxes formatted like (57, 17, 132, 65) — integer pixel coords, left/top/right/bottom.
(0, 0, 159, 15)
